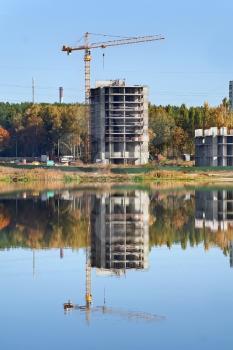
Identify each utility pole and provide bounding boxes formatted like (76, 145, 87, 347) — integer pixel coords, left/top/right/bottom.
(59, 86, 64, 103)
(15, 136, 18, 157)
(57, 138, 60, 158)
(33, 250, 35, 279)
(32, 77, 35, 104)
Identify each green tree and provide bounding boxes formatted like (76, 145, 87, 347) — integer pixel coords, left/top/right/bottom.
(149, 108, 175, 156)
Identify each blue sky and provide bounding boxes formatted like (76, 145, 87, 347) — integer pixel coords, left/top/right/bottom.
(0, 0, 233, 106)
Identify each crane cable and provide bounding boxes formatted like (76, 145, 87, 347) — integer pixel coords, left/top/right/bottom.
(88, 32, 133, 39)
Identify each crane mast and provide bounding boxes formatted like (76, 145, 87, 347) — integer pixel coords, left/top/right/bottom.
(84, 32, 91, 104)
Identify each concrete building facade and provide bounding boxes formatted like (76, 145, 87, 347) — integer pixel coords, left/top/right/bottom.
(229, 81, 233, 110)
(90, 190, 149, 276)
(90, 80, 149, 165)
(195, 127, 233, 166)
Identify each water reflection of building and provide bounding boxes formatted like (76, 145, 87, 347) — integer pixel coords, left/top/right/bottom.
(195, 190, 233, 267)
(230, 242, 233, 268)
(90, 191, 149, 276)
(195, 190, 233, 232)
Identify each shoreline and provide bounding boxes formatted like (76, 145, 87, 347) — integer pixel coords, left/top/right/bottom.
(0, 164, 233, 184)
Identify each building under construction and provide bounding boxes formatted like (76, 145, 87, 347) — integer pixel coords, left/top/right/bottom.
(90, 80, 149, 165)
(90, 190, 149, 275)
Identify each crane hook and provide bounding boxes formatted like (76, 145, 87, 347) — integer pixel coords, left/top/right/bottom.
(102, 51, 105, 70)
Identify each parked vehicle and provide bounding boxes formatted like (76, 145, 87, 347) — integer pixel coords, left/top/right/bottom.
(60, 156, 74, 164)
(41, 155, 49, 163)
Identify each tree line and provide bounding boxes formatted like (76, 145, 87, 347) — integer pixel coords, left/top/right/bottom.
(0, 103, 87, 158)
(0, 99, 231, 159)
(149, 98, 233, 158)
(0, 197, 88, 249)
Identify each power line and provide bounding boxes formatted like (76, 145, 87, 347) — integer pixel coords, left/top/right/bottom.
(0, 83, 79, 91)
(0, 82, 228, 93)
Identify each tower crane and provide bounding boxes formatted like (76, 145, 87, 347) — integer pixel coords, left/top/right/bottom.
(61, 32, 165, 160)
(62, 32, 165, 104)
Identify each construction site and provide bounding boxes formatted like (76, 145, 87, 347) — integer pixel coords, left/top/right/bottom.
(62, 32, 164, 165)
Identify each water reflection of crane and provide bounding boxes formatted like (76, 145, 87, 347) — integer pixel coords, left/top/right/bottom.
(64, 256, 163, 323)
(63, 299, 164, 323)
(63, 194, 93, 322)
(63, 191, 163, 323)
(63, 194, 93, 323)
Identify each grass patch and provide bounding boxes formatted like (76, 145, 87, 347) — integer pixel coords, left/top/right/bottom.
(63, 174, 81, 183)
(0, 163, 233, 184)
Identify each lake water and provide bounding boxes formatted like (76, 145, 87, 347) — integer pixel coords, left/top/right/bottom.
(1, 185, 233, 350)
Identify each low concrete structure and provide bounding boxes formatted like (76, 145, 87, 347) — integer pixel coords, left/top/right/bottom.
(195, 127, 233, 166)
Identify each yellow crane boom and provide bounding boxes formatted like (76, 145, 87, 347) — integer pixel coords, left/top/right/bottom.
(62, 34, 165, 52)
(62, 32, 165, 103)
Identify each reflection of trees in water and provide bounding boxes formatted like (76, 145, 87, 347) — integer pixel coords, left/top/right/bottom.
(149, 192, 196, 249)
(0, 196, 88, 249)
(0, 190, 233, 254)
(202, 228, 233, 254)
(0, 204, 10, 230)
